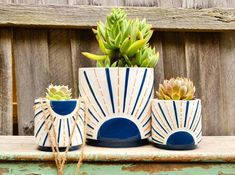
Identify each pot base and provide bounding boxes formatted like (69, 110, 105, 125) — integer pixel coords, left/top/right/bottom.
(153, 143, 197, 150)
(87, 139, 149, 148)
(38, 145, 80, 152)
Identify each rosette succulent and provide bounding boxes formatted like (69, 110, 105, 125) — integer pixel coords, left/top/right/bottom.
(46, 84, 72, 100)
(82, 8, 159, 67)
(156, 77, 196, 100)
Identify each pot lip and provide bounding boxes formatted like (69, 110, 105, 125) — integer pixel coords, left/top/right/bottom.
(34, 98, 81, 103)
(152, 98, 201, 102)
(79, 67, 154, 70)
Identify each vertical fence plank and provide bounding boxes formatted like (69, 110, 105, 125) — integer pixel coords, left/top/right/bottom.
(150, 32, 164, 90)
(162, 32, 186, 78)
(14, 29, 49, 135)
(0, 28, 13, 135)
(13, 0, 49, 135)
(46, 0, 76, 96)
(219, 33, 235, 135)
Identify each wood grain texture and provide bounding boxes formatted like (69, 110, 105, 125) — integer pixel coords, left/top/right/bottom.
(219, 32, 235, 135)
(0, 136, 234, 162)
(0, 28, 13, 135)
(150, 32, 164, 90)
(13, 29, 49, 135)
(46, 0, 75, 96)
(0, 3, 234, 31)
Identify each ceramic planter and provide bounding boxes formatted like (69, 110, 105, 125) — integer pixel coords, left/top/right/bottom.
(151, 99, 202, 150)
(34, 99, 84, 151)
(79, 67, 154, 147)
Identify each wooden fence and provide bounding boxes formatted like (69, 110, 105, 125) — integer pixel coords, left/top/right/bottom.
(0, 0, 235, 136)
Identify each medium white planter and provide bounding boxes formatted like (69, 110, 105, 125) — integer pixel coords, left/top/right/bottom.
(79, 67, 154, 147)
(151, 99, 202, 150)
(34, 99, 85, 151)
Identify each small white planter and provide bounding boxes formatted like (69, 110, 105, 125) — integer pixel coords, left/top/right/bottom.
(34, 99, 85, 151)
(79, 67, 154, 147)
(151, 99, 202, 150)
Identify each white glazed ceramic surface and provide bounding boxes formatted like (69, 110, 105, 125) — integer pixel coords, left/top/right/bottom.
(79, 67, 154, 140)
(34, 99, 85, 148)
(151, 99, 202, 146)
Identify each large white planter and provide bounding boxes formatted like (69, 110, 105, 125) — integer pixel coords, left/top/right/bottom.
(34, 99, 85, 151)
(151, 99, 202, 150)
(79, 67, 154, 147)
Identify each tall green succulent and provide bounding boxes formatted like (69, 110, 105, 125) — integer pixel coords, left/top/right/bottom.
(82, 8, 159, 67)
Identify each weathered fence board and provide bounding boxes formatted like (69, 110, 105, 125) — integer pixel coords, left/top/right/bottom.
(0, 3, 235, 31)
(0, 0, 235, 136)
(13, 29, 50, 135)
(0, 28, 13, 135)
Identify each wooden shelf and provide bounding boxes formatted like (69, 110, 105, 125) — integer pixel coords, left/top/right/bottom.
(0, 136, 234, 162)
(0, 3, 235, 31)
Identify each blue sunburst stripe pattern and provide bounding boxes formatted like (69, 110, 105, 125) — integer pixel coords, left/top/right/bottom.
(42, 117, 56, 146)
(142, 117, 151, 127)
(34, 109, 48, 119)
(193, 114, 202, 132)
(79, 68, 153, 140)
(35, 114, 50, 137)
(34, 99, 84, 148)
(105, 68, 115, 113)
(189, 100, 200, 129)
(84, 71, 106, 117)
(131, 68, 147, 115)
(137, 86, 153, 120)
(88, 109, 99, 123)
(123, 68, 130, 113)
(144, 130, 151, 137)
(152, 127, 164, 139)
(158, 103, 173, 130)
(87, 124, 94, 130)
(151, 99, 202, 146)
(152, 112, 168, 134)
(57, 119, 62, 144)
(173, 101, 179, 128)
(152, 137, 164, 144)
(67, 118, 71, 137)
(72, 116, 84, 142)
(184, 101, 190, 127)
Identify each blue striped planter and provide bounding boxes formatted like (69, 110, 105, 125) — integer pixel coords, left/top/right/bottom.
(151, 99, 202, 150)
(79, 67, 154, 147)
(34, 99, 85, 151)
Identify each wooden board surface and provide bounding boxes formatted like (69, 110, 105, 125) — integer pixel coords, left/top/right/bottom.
(0, 136, 234, 162)
(0, 3, 235, 31)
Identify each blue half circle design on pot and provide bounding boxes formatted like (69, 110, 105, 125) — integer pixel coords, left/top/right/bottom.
(151, 99, 202, 150)
(166, 131, 195, 146)
(97, 118, 141, 141)
(79, 68, 154, 147)
(50, 100, 77, 115)
(34, 99, 85, 151)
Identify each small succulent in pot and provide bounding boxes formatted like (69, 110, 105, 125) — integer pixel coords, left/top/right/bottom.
(34, 84, 84, 151)
(79, 8, 158, 147)
(151, 77, 202, 150)
(156, 77, 196, 100)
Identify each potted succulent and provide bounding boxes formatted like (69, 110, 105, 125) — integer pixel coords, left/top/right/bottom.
(151, 77, 202, 150)
(79, 9, 159, 147)
(34, 84, 85, 151)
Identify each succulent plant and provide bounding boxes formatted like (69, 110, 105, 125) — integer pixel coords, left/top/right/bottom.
(156, 77, 196, 100)
(46, 84, 72, 100)
(82, 8, 159, 67)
